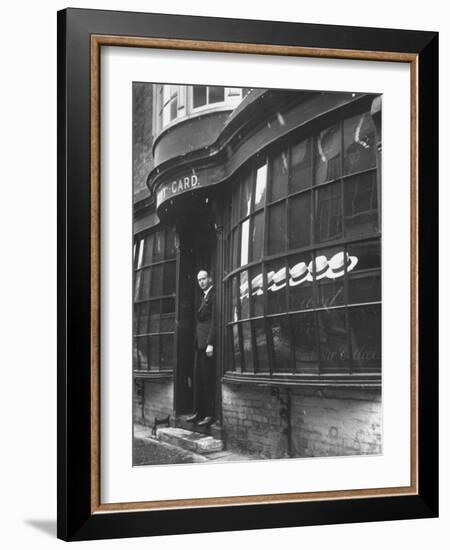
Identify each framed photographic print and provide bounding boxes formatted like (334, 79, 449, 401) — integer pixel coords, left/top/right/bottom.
(57, 8, 438, 541)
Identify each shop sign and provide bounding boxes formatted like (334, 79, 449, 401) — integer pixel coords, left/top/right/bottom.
(156, 173, 200, 207)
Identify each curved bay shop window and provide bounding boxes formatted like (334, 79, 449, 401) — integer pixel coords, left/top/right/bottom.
(224, 107, 381, 380)
(133, 226, 177, 374)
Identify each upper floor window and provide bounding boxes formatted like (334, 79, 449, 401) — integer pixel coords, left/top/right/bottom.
(156, 85, 245, 134)
(192, 86, 225, 108)
(160, 85, 179, 127)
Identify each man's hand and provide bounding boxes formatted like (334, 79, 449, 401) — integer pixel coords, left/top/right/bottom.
(206, 344, 214, 358)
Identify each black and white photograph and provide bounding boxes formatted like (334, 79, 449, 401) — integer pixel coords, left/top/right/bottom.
(132, 83, 382, 466)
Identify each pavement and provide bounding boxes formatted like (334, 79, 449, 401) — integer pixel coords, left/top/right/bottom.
(133, 423, 255, 466)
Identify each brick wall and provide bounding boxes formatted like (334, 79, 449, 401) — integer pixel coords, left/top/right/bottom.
(134, 378, 174, 427)
(222, 382, 381, 459)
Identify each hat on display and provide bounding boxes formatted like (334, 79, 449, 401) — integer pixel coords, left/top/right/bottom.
(269, 267, 287, 291)
(251, 273, 263, 296)
(327, 251, 358, 279)
(289, 261, 312, 286)
(309, 255, 329, 280)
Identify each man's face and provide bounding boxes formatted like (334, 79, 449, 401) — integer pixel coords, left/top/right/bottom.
(197, 271, 212, 291)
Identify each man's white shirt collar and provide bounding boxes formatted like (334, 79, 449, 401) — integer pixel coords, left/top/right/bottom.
(204, 285, 213, 298)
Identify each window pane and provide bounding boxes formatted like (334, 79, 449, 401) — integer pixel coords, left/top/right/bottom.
(137, 238, 144, 268)
(150, 264, 163, 297)
(165, 226, 177, 259)
(269, 316, 292, 373)
(240, 219, 250, 266)
(250, 211, 264, 261)
(133, 339, 139, 369)
(250, 266, 264, 317)
(231, 226, 240, 270)
(314, 123, 341, 184)
(161, 296, 175, 314)
(153, 230, 164, 261)
(268, 202, 287, 255)
(289, 252, 314, 311)
(315, 248, 345, 308)
(318, 309, 350, 372)
(344, 112, 377, 175)
(208, 86, 225, 104)
(290, 138, 312, 192)
(170, 96, 178, 120)
(160, 314, 175, 333)
(347, 240, 381, 304)
(134, 270, 142, 302)
(270, 151, 289, 202)
(163, 262, 176, 295)
(136, 336, 149, 370)
(148, 300, 161, 333)
(142, 233, 154, 265)
(348, 305, 381, 371)
(231, 275, 239, 321)
(160, 335, 174, 369)
(267, 259, 287, 314)
(254, 319, 270, 373)
(193, 85, 207, 108)
(148, 335, 160, 370)
(315, 182, 343, 243)
(239, 270, 250, 319)
(240, 173, 252, 219)
(254, 163, 267, 209)
(344, 172, 378, 237)
(139, 268, 151, 301)
(232, 324, 242, 372)
(241, 321, 254, 372)
(160, 299, 175, 332)
(289, 192, 311, 249)
(292, 312, 319, 373)
(226, 328, 235, 372)
(137, 302, 150, 335)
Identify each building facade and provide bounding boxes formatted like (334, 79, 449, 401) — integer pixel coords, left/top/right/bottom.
(133, 83, 382, 459)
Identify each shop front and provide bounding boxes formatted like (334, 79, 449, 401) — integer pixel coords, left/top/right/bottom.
(134, 85, 382, 458)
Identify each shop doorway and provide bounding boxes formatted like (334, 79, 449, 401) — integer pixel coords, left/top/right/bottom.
(174, 202, 217, 418)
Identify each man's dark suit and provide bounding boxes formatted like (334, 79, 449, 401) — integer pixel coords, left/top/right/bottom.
(193, 286, 216, 420)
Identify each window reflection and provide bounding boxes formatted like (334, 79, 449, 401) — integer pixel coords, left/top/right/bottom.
(315, 124, 341, 184)
(268, 202, 287, 254)
(344, 172, 378, 237)
(240, 219, 250, 266)
(289, 253, 314, 311)
(270, 150, 289, 202)
(344, 112, 377, 175)
(348, 305, 381, 371)
(347, 240, 381, 304)
(290, 138, 312, 192)
(241, 322, 254, 372)
(315, 182, 342, 243)
(289, 192, 311, 249)
(240, 270, 250, 319)
(254, 319, 270, 373)
(269, 316, 292, 372)
(318, 309, 350, 373)
(254, 163, 267, 209)
(267, 259, 287, 314)
(292, 312, 318, 373)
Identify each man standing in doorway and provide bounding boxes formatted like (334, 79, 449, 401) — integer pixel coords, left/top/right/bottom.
(186, 269, 216, 427)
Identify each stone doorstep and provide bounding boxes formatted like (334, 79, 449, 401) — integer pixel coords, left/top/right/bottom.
(156, 427, 224, 454)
